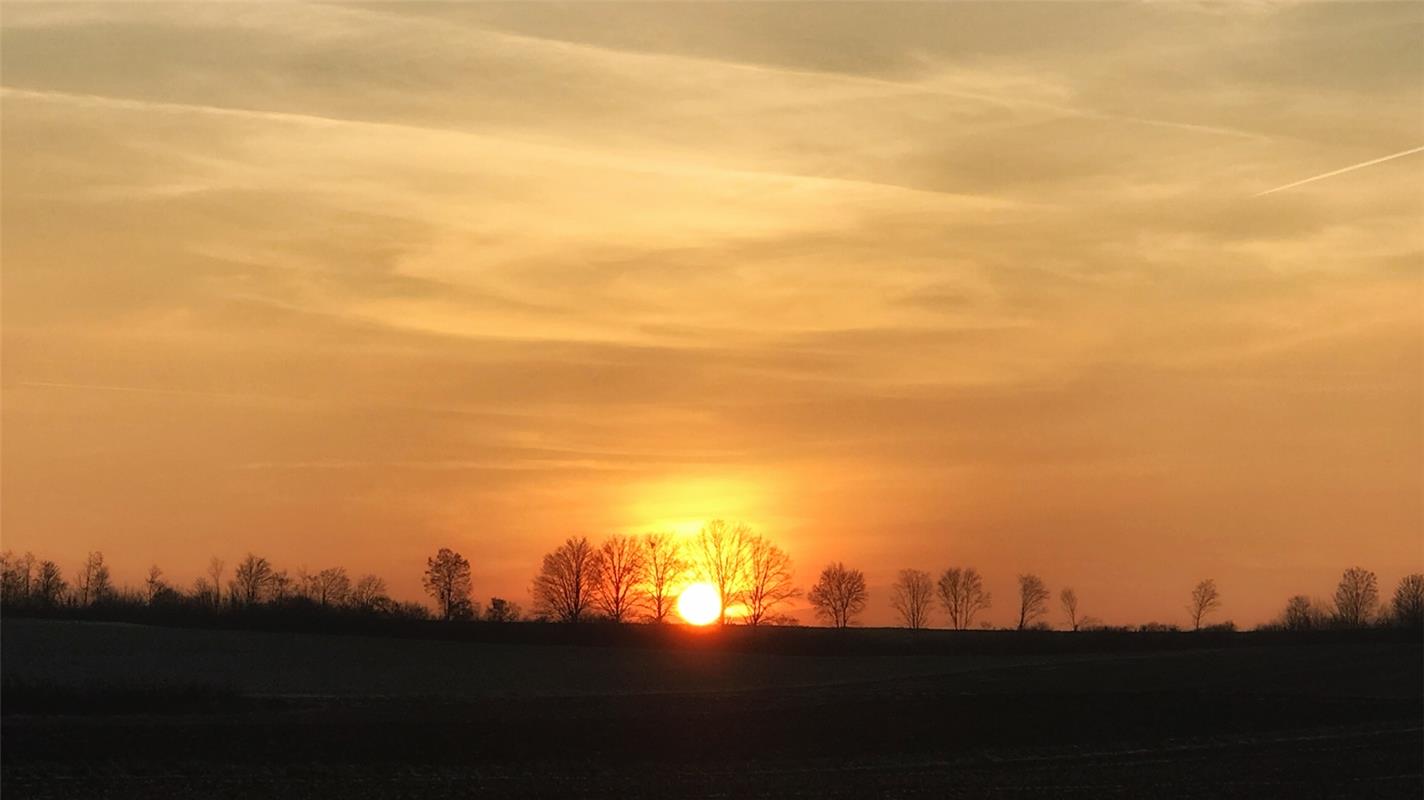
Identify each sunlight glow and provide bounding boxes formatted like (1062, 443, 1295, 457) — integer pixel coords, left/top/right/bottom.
(676, 582, 722, 626)
(622, 475, 776, 540)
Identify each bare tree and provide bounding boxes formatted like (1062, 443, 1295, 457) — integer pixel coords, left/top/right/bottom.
(808, 562, 868, 628)
(192, 577, 215, 607)
(424, 548, 473, 621)
(143, 563, 164, 600)
(1188, 579, 1222, 630)
(744, 536, 800, 626)
(890, 569, 934, 629)
(206, 557, 226, 608)
(1, 552, 36, 604)
(696, 520, 753, 624)
(1059, 587, 1082, 631)
(1282, 595, 1314, 631)
(533, 537, 598, 623)
(1391, 573, 1424, 628)
(0, 552, 17, 603)
(33, 560, 66, 607)
(302, 567, 349, 608)
(1016, 574, 1050, 630)
(593, 535, 648, 622)
(484, 597, 522, 622)
(75, 551, 113, 606)
(269, 570, 294, 602)
(348, 574, 388, 611)
(293, 567, 314, 601)
(231, 553, 275, 605)
(1333, 567, 1377, 628)
(937, 567, 992, 630)
(644, 533, 691, 623)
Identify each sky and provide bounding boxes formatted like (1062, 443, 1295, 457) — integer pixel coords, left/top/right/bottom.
(2, 2, 1421, 627)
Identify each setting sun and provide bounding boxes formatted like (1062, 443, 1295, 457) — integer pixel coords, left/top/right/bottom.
(2, 3, 1421, 795)
(676, 583, 722, 626)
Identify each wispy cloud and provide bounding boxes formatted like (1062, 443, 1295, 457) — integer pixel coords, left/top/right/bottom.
(3, 2, 1420, 624)
(12, 380, 265, 402)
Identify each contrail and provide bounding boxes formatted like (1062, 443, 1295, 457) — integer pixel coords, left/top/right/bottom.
(1256, 145, 1424, 196)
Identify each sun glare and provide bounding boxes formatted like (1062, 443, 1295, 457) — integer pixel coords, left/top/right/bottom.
(676, 582, 722, 626)
(622, 475, 779, 540)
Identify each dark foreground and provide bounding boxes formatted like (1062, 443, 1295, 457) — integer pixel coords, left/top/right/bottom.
(3, 620, 1421, 798)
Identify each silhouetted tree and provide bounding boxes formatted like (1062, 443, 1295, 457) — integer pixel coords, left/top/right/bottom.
(1282, 595, 1314, 631)
(192, 577, 216, 607)
(424, 548, 473, 621)
(293, 567, 314, 600)
(937, 567, 991, 630)
(533, 537, 598, 623)
(644, 532, 690, 623)
(1, 552, 19, 601)
(75, 552, 113, 606)
(1017, 574, 1050, 630)
(206, 557, 226, 608)
(1188, 579, 1221, 630)
(144, 565, 165, 604)
(348, 574, 388, 611)
(1, 551, 36, 604)
(484, 596, 522, 622)
(269, 570, 294, 602)
(891, 568, 934, 629)
(1391, 573, 1424, 628)
(593, 535, 648, 622)
(0, 552, 15, 600)
(307, 567, 351, 608)
(151, 584, 184, 607)
(808, 562, 867, 628)
(33, 560, 66, 607)
(391, 601, 432, 620)
(744, 536, 800, 626)
(231, 553, 275, 605)
(1333, 567, 1377, 628)
(1060, 587, 1081, 631)
(696, 520, 753, 625)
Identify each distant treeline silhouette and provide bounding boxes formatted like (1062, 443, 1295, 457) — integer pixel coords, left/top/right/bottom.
(3, 520, 1422, 632)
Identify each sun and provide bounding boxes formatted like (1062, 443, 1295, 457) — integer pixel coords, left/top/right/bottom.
(676, 582, 722, 626)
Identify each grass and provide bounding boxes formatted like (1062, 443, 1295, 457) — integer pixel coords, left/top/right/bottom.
(1, 676, 239, 716)
(2, 618, 1420, 798)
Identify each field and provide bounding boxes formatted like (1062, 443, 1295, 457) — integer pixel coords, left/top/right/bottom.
(3, 619, 1421, 798)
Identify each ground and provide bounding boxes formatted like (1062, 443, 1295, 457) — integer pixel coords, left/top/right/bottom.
(3, 619, 1420, 797)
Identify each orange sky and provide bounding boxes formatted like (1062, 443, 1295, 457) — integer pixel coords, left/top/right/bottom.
(2, 2, 1421, 627)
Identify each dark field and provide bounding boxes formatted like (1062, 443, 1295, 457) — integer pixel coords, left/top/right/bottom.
(3, 620, 1421, 798)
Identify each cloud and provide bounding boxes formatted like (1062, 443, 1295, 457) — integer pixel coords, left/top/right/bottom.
(2, 2, 1420, 624)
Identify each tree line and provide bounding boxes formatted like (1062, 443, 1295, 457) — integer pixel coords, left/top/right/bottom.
(0, 550, 432, 622)
(3, 523, 1421, 632)
(1267, 568, 1424, 632)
